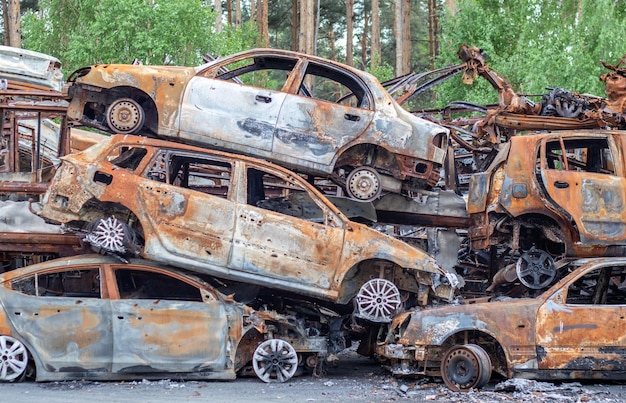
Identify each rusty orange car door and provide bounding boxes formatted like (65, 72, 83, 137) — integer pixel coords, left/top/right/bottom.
(110, 267, 232, 375)
(138, 151, 235, 268)
(539, 135, 626, 243)
(230, 165, 344, 298)
(536, 264, 626, 372)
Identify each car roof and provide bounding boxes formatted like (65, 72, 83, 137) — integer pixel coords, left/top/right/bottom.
(76, 134, 348, 218)
(199, 47, 382, 85)
(0, 253, 206, 285)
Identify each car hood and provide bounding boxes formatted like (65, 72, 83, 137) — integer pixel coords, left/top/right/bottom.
(389, 296, 543, 346)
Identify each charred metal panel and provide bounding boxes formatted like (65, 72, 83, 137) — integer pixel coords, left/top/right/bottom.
(110, 299, 234, 375)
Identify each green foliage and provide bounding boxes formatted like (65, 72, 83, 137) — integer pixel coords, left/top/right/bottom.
(21, 0, 258, 76)
(435, 0, 626, 108)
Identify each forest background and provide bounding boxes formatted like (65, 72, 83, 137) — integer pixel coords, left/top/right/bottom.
(1, 0, 625, 110)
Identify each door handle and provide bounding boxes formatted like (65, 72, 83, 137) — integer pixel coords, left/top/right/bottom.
(554, 181, 569, 189)
(255, 95, 272, 103)
(344, 113, 361, 122)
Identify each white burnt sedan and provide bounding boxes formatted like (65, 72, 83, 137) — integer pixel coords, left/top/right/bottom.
(65, 48, 448, 200)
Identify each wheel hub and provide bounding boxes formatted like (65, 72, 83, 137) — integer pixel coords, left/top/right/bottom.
(516, 247, 557, 289)
(346, 167, 382, 201)
(85, 217, 128, 253)
(252, 339, 298, 383)
(106, 98, 144, 134)
(0, 335, 28, 381)
(355, 278, 401, 322)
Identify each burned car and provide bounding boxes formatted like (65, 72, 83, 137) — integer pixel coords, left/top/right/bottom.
(65, 48, 449, 200)
(0, 254, 322, 383)
(377, 257, 626, 391)
(0, 45, 63, 92)
(467, 130, 626, 290)
(37, 135, 461, 323)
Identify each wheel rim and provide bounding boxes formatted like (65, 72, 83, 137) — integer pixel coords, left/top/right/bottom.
(346, 167, 382, 201)
(355, 278, 402, 322)
(106, 98, 145, 134)
(516, 247, 556, 289)
(85, 217, 129, 253)
(0, 335, 28, 382)
(252, 339, 298, 383)
(465, 344, 492, 389)
(441, 345, 484, 392)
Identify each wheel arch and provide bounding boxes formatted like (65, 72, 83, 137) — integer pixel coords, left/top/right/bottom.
(335, 258, 407, 305)
(105, 86, 159, 135)
(234, 327, 264, 372)
(333, 143, 401, 177)
(439, 329, 510, 378)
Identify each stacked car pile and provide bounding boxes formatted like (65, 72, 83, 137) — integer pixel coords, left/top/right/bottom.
(1, 47, 464, 385)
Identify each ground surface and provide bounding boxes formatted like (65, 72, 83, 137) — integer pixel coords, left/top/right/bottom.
(2, 349, 626, 403)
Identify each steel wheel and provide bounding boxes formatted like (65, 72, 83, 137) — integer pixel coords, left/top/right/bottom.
(441, 344, 492, 392)
(355, 278, 402, 322)
(85, 217, 133, 254)
(516, 247, 556, 289)
(252, 339, 298, 383)
(346, 167, 382, 201)
(106, 98, 145, 134)
(0, 335, 28, 382)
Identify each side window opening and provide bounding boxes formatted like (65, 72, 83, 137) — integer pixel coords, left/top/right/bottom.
(108, 146, 147, 171)
(145, 152, 232, 199)
(11, 268, 101, 298)
(115, 269, 203, 302)
(300, 62, 370, 109)
(214, 56, 296, 91)
(566, 266, 626, 305)
(246, 167, 342, 228)
(544, 138, 615, 175)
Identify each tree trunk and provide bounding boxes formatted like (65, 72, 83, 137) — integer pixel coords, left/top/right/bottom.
(291, 0, 298, 51)
(299, 0, 314, 55)
(395, 0, 410, 76)
(445, 0, 457, 15)
(215, 0, 223, 33)
(346, 0, 354, 66)
(235, 0, 241, 27)
(428, 0, 439, 68)
(402, 0, 411, 74)
(2, 1, 9, 46)
(256, 0, 269, 47)
(226, 0, 232, 27)
(329, 26, 336, 61)
(6, 0, 21, 48)
(250, 0, 256, 24)
(361, 9, 368, 68)
(371, 0, 380, 68)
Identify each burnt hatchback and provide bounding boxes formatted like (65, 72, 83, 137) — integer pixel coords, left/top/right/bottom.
(65, 48, 448, 200)
(377, 257, 626, 391)
(0, 254, 321, 383)
(38, 135, 461, 323)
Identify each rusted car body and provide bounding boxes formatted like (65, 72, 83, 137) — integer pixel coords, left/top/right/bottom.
(65, 48, 449, 200)
(376, 257, 626, 391)
(37, 134, 462, 323)
(0, 46, 63, 92)
(0, 254, 322, 383)
(466, 130, 626, 290)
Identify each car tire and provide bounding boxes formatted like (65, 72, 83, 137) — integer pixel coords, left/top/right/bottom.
(252, 339, 298, 383)
(85, 216, 138, 255)
(441, 343, 492, 391)
(106, 98, 145, 134)
(345, 167, 382, 201)
(0, 335, 28, 382)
